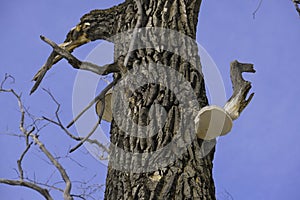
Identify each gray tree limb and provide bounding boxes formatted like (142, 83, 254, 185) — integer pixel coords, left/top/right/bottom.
(0, 179, 53, 200)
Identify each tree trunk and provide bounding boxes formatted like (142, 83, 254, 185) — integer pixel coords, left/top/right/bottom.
(105, 0, 216, 199)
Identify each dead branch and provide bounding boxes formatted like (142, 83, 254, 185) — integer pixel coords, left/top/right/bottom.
(69, 119, 100, 153)
(1, 78, 73, 199)
(41, 88, 109, 155)
(68, 81, 105, 153)
(0, 74, 15, 88)
(17, 141, 33, 180)
(40, 36, 121, 76)
(1, 75, 33, 181)
(252, 0, 263, 19)
(26, 177, 65, 193)
(0, 75, 27, 137)
(0, 76, 54, 199)
(30, 51, 57, 94)
(0, 179, 54, 200)
(68, 76, 117, 153)
(31, 1, 130, 94)
(43, 116, 109, 156)
(224, 60, 255, 120)
(36, 35, 123, 135)
(31, 134, 73, 200)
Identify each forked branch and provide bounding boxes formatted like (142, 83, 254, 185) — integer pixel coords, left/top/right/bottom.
(30, 1, 131, 94)
(0, 76, 56, 199)
(67, 74, 121, 129)
(0, 76, 76, 199)
(42, 89, 109, 155)
(40, 36, 121, 76)
(68, 74, 121, 153)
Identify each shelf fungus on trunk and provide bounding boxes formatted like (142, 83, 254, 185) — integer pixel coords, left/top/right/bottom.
(195, 60, 255, 140)
(95, 90, 113, 123)
(194, 105, 233, 140)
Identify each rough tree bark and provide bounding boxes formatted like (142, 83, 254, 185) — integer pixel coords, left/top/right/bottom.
(102, 1, 216, 199)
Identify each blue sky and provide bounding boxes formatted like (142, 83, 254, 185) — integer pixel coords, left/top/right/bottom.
(1, 0, 300, 199)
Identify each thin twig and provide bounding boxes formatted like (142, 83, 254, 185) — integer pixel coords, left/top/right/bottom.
(0, 74, 15, 89)
(41, 88, 109, 154)
(1, 75, 104, 199)
(25, 177, 64, 193)
(67, 75, 120, 128)
(17, 141, 33, 180)
(69, 85, 106, 153)
(69, 119, 100, 153)
(42, 116, 109, 154)
(252, 0, 263, 19)
(37, 36, 123, 129)
(30, 51, 57, 94)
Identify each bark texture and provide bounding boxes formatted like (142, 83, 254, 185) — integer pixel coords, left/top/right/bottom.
(101, 0, 216, 199)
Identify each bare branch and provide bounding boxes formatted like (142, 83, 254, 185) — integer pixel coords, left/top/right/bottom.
(69, 119, 100, 153)
(252, 0, 263, 19)
(30, 51, 57, 94)
(40, 36, 120, 75)
(0, 179, 53, 200)
(0, 74, 36, 145)
(69, 80, 106, 153)
(17, 141, 33, 180)
(42, 87, 109, 154)
(31, 134, 74, 200)
(1, 75, 104, 198)
(42, 116, 109, 153)
(25, 177, 64, 193)
(224, 60, 256, 120)
(0, 74, 30, 140)
(0, 74, 15, 89)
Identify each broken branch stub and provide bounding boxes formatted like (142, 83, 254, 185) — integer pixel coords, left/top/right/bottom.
(224, 60, 255, 120)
